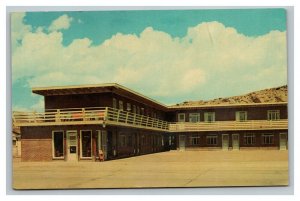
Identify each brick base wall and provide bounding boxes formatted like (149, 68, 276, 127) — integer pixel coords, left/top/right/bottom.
(21, 139, 52, 161)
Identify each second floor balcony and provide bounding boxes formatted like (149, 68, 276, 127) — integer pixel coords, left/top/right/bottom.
(12, 107, 169, 132)
(168, 120, 288, 132)
(12, 107, 288, 132)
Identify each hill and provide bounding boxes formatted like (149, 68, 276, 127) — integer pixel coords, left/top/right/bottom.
(174, 85, 287, 106)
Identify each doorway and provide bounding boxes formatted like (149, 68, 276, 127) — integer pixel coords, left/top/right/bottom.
(97, 130, 108, 160)
(232, 134, 240, 150)
(222, 134, 229, 150)
(66, 131, 78, 161)
(279, 133, 287, 150)
(179, 135, 186, 151)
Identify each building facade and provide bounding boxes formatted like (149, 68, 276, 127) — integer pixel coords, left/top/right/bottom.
(13, 83, 288, 162)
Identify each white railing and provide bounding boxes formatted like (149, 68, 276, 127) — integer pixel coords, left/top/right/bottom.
(12, 107, 169, 131)
(168, 120, 288, 132)
(12, 108, 288, 132)
(105, 108, 169, 130)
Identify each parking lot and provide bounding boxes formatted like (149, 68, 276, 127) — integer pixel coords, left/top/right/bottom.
(12, 150, 288, 189)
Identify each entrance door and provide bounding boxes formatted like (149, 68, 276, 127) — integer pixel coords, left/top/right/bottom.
(222, 134, 229, 150)
(232, 134, 240, 150)
(67, 131, 78, 161)
(98, 130, 108, 160)
(279, 133, 287, 150)
(179, 135, 186, 151)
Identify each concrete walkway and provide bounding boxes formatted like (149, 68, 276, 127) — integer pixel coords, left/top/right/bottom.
(12, 150, 288, 189)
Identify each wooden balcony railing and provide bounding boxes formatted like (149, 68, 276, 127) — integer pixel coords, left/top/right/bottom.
(168, 120, 288, 132)
(12, 107, 169, 131)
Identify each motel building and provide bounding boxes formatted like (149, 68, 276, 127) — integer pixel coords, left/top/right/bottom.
(12, 83, 288, 162)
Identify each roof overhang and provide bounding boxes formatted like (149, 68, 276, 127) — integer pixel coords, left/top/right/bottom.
(32, 83, 168, 111)
(32, 83, 288, 112)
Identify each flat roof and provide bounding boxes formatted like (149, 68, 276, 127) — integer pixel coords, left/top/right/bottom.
(32, 83, 168, 111)
(168, 102, 288, 110)
(32, 83, 288, 111)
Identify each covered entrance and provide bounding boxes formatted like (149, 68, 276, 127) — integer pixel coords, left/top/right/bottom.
(232, 134, 240, 150)
(222, 134, 229, 150)
(179, 135, 186, 151)
(279, 133, 287, 150)
(66, 131, 78, 161)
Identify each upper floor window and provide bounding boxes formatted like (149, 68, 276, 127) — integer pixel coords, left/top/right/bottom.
(204, 112, 215, 122)
(189, 113, 200, 122)
(141, 108, 145, 115)
(112, 98, 117, 109)
(118, 100, 123, 111)
(268, 110, 280, 120)
(178, 113, 186, 122)
(236, 111, 247, 121)
(126, 103, 131, 111)
(132, 105, 136, 113)
(137, 106, 140, 115)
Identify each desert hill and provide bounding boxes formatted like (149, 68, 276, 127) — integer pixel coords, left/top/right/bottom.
(174, 85, 287, 106)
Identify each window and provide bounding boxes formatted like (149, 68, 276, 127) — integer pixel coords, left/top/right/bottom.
(120, 135, 126, 147)
(268, 110, 280, 120)
(244, 133, 256, 145)
(112, 98, 117, 109)
(236, 111, 247, 121)
(52, 131, 64, 158)
(127, 103, 131, 111)
(137, 106, 140, 114)
(262, 134, 274, 145)
(119, 101, 124, 111)
(178, 113, 186, 122)
(204, 112, 215, 122)
(132, 105, 136, 113)
(141, 108, 145, 115)
(189, 135, 201, 145)
(189, 113, 200, 122)
(80, 130, 92, 158)
(141, 135, 145, 145)
(127, 135, 133, 146)
(206, 135, 217, 145)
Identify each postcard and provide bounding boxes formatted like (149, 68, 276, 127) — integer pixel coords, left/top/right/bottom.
(11, 8, 288, 189)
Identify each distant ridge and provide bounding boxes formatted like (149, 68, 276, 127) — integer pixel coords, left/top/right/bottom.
(174, 85, 288, 106)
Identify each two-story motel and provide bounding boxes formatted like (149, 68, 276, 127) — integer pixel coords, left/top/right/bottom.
(12, 83, 288, 162)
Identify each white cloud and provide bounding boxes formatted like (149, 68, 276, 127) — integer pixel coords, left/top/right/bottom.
(11, 12, 32, 52)
(48, 14, 73, 32)
(12, 16, 287, 107)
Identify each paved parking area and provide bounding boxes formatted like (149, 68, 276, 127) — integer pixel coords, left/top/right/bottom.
(12, 150, 288, 189)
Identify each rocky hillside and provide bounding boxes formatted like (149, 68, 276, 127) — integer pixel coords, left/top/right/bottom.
(174, 85, 287, 106)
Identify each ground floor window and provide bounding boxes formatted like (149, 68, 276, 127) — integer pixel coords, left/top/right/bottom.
(189, 135, 201, 145)
(244, 133, 256, 145)
(127, 135, 133, 146)
(81, 130, 92, 158)
(206, 135, 217, 145)
(262, 134, 274, 145)
(120, 135, 127, 147)
(52, 131, 64, 158)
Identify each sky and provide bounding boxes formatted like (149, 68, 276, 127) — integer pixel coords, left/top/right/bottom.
(11, 9, 287, 111)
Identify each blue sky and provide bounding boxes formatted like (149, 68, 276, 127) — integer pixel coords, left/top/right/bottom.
(11, 9, 287, 111)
